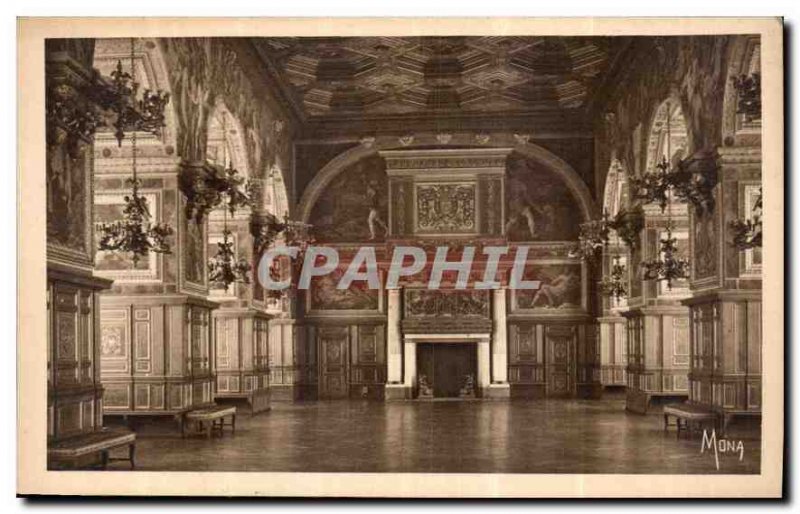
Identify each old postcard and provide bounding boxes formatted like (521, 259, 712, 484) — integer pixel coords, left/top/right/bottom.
(17, 17, 783, 497)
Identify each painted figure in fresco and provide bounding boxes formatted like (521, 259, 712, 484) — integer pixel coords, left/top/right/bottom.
(309, 156, 388, 242)
(505, 174, 541, 239)
(47, 140, 81, 248)
(530, 270, 581, 308)
(505, 201, 537, 240)
(184, 221, 205, 284)
(311, 272, 379, 311)
(366, 179, 388, 240)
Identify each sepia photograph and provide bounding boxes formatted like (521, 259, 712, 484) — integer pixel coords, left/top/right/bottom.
(15, 16, 784, 498)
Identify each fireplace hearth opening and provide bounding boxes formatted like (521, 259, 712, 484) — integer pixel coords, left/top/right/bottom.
(416, 343, 477, 399)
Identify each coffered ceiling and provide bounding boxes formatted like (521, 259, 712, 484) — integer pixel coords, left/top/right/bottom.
(250, 36, 624, 132)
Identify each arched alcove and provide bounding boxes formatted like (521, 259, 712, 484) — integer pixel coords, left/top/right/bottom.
(721, 35, 762, 145)
(92, 38, 181, 283)
(296, 134, 598, 226)
(645, 98, 689, 176)
(204, 101, 253, 299)
(206, 101, 250, 178)
(601, 158, 630, 311)
(92, 38, 177, 151)
(264, 164, 290, 219)
(602, 159, 628, 218)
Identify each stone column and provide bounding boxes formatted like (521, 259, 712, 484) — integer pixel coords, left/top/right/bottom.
(385, 288, 406, 400)
(45, 41, 113, 463)
(488, 288, 511, 398)
(682, 144, 762, 428)
(623, 203, 691, 413)
(402, 340, 416, 398)
(386, 288, 402, 382)
(477, 339, 491, 396)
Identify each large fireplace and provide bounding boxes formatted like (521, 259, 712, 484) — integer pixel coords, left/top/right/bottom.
(417, 343, 477, 398)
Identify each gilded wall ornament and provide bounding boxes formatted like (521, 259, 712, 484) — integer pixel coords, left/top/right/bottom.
(399, 134, 415, 146)
(405, 290, 490, 318)
(416, 183, 476, 233)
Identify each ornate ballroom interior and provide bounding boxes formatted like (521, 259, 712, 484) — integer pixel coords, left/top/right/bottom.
(45, 35, 763, 473)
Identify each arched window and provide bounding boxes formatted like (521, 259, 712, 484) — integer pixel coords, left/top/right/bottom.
(640, 98, 691, 297)
(602, 159, 629, 310)
(264, 163, 289, 219)
(92, 38, 176, 283)
(206, 103, 249, 178)
(603, 159, 628, 218)
(205, 103, 251, 298)
(645, 99, 689, 176)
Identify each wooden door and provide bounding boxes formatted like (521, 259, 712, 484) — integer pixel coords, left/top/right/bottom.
(318, 327, 349, 399)
(546, 326, 576, 397)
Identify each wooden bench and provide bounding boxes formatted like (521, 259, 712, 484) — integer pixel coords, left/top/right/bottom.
(663, 403, 718, 438)
(182, 406, 237, 439)
(48, 429, 136, 470)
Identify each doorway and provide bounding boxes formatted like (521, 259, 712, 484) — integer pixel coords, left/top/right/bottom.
(318, 327, 349, 399)
(417, 343, 477, 398)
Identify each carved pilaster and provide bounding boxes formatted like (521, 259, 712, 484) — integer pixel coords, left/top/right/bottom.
(681, 144, 762, 420)
(46, 50, 100, 273)
(622, 200, 691, 413)
(46, 42, 114, 465)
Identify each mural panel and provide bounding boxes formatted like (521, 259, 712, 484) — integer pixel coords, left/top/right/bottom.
(308, 267, 381, 312)
(513, 263, 583, 311)
(184, 218, 205, 286)
(629, 239, 643, 299)
(693, 209, 718, 280)
(309, 155, 388, 242)
(47, 144, 90, 258)
(505, 155, 581, 242)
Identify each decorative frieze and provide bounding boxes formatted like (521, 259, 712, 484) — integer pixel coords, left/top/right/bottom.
(404, 289, 490, 319)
